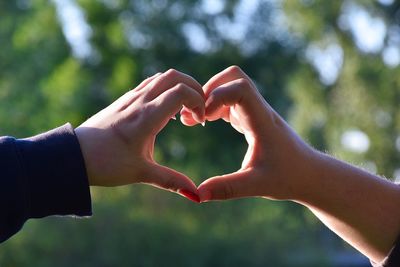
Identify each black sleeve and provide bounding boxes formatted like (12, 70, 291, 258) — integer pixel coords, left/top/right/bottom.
(0, 123, 92, 243)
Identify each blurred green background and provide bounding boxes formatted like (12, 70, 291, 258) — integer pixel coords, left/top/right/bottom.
(1, 0, 400, 266)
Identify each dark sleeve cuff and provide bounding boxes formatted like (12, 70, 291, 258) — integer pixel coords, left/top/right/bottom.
(17, 123, 92, 218)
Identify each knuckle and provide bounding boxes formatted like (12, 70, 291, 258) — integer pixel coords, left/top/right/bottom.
(237, 78, 250, 88)
(222, 181, 235, 199)
(209, 90, 222, 102)
(165, 68, 179, 79)
(228, 65, 243, 75)
(175, 82, 188, 91)
(173, 83, 190, 97)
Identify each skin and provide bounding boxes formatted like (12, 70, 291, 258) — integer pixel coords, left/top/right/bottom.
(75, 65, 400, 263)
(75, 69, 205, 201)
(181, 66, 400, 264)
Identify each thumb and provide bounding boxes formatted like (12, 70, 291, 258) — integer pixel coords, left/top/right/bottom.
(144, 163, 200, 203)
(197, 169, 255, 202)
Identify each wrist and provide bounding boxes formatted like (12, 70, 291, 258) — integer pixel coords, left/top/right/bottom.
(74, 127, 96, 186)
(291, 149, 350, 206)
(287, 147, 326, 202)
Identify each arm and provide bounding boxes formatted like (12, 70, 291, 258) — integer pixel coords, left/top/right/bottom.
(187, 66, 400, 264)
(0, 69, 205, 242)
(0, 124, 91, 243)
(299, 152, 400, 264)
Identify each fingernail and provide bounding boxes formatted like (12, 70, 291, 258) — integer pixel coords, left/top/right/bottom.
(201, 121, 206, 127)
(199, 189, 212, 203)
(178, 189, 200, 203)
(192, 107, 205, 125)
(171, 115, 177, 120)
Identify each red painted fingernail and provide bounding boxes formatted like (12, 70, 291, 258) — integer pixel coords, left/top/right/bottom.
(178, 189, 200, 203)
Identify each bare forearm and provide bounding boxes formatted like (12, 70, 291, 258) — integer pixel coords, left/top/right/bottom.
(295, 151, 400, 263)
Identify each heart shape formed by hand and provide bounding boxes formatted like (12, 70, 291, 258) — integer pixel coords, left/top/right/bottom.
(79, 66, 297, 204)
(172, 66, 270, 203)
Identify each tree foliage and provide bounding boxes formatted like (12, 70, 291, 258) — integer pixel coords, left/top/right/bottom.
(1, 0, 399, 266)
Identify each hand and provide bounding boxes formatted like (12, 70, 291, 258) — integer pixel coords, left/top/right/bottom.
(181, 66, 400, 263)
(75, 69, 205, 202)
(183, 66, 316, 202)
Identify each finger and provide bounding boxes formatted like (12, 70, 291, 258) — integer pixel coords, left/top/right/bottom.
(144, 69, 205, 101)
(205, 78, 268, 128)
(180, 104, 230, 125)
(180, 107, 210, 126)
(197, 169, 256, 202)
(111, 73, 162, 110)
(180, 65, 246, 125)
(134, 72, 163, 92)
(144, 163, 200, 203)
(180, 108, 199, 126)
(149, 83, 205, 129)
(203, 65, 250, 97)
(205, 105, 231, 122)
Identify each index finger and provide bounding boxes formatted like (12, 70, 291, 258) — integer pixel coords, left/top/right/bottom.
(203, 65, 252, 97)
(181, 65, 249, 125)
(146, 83, 205, 135)
(145, 69, 205, 101)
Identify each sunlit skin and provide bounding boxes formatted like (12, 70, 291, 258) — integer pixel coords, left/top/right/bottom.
(181, 66, 400, 264)
(75, 65, 400, 263)
(75, 69, 205, 202)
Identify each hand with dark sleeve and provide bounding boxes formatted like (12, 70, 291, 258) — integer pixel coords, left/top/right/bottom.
(0, 69, 205, 243)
